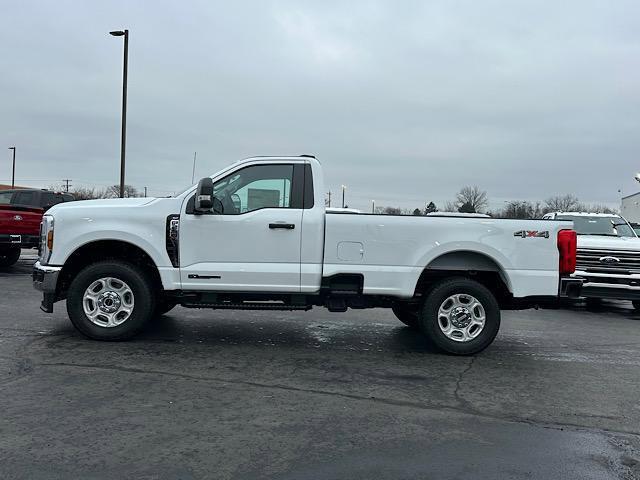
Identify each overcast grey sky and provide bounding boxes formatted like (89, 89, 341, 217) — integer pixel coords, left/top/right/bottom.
(2, 0, 639, 210)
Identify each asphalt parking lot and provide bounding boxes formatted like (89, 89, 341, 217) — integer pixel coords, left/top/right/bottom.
(1, 253, 639, 480)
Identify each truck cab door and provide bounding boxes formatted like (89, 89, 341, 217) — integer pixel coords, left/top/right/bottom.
(179, 163, 305, 292)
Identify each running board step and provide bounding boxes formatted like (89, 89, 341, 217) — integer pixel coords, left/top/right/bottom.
(181, 302, 312, 311)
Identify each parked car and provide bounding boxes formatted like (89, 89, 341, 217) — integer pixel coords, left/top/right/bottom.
(0, 189, 74, 267)
(542, 211, 640, 308)
(33, 156, 580, 354)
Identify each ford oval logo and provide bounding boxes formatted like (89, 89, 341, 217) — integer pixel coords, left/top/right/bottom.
(599, 256, 620, 264)
(13, 215, 22, 221)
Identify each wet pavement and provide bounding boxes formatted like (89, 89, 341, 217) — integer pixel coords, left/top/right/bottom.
(1, 254, 639, 479)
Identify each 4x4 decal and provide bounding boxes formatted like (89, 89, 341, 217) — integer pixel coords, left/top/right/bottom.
(514, 230, 549, 239)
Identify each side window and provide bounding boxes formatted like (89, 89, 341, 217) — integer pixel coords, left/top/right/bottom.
(13, 191, 35, 206)
(42, 192, 64, 207)
(213, 165, 294, 215)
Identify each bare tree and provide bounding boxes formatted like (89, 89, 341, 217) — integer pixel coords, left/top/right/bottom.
(458, 201, 476, 213)
(544, 194, 579, 213)
(382, 206, 402, 215)
(456, 186, 488, 213)
(501, 200, 535, 219)
(102, 185, 141, 199)
(70, 187, 102, 200)
(577, 203, 618, 214)
(443, 201, 458, 212)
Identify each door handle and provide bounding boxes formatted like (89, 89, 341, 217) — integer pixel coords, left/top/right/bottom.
(269, 223, 295, 230)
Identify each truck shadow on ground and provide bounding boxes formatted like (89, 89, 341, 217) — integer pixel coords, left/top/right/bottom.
(46, 312, 443, 355)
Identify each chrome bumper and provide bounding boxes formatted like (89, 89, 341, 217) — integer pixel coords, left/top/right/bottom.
(33, 261, 62, 313)
(575, 270, 640, 300)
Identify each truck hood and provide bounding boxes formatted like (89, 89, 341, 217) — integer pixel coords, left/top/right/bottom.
(49, 198, 155, 213)
(577, 235, 640, 251)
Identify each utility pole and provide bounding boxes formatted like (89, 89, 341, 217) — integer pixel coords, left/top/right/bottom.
(62, 179, 72, 192)
(371, 200, 375, 214)
(144, 186, 147, 197)
(8, 147, 16, 188)
(109, 29, 129, 198)
(341, 185, 347, 208)
(326, 190, 331, 207)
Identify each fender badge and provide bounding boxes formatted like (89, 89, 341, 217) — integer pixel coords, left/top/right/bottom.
(13, 215, 23, 221)
(514, 230, 549, 239)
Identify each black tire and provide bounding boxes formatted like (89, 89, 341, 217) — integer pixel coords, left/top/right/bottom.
(0, 246, 21, 267)
(392, 304, 420, 329)
(66, 261, 155, 341)
(419, 277, 501, 355)
(632, 300, 640, 311)
(153, 296, 178, 317)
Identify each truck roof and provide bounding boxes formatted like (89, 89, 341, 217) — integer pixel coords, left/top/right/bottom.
(546, 212, 621, 218)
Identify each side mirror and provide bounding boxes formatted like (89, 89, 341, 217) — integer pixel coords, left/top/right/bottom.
(195, 177, 214, 213)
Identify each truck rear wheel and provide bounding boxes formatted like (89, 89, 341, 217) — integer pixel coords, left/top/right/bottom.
(392, 304, 420, 329)
(419, 278, 500, 355)
(66, 261, 155, 341)
(0, 246, 21, 267)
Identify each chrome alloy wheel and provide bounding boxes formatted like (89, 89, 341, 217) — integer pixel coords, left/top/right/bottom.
(437, 294, 486, 342)
(82, 277, 135, 327)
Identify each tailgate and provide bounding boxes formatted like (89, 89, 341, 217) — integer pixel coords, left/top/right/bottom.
(0, 205, 43, 236)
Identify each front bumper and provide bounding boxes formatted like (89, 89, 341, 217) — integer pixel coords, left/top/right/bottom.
(576, 270, 640, 301)
(0, 234, 39, 248)
(32, 261, 62, 313)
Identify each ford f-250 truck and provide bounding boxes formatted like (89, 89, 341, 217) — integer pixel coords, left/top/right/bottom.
(33, 156, 581, 354)
(0, 189, 74, 267)
(543, 211, 640, 308)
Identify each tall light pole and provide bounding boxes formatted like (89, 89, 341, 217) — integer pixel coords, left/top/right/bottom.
(341, 184, 347, 208)
(8, 147, 15, 188)
(109, 29, 129, 198)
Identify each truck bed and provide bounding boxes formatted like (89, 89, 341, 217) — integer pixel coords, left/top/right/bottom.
(323, 213, 571, 298)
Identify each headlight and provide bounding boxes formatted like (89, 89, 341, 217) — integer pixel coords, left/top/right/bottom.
(39, 215, 54, 264)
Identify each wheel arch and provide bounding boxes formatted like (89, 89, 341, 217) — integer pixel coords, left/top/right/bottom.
(413, 250, 513, 304)
(56, 239, 163, 299)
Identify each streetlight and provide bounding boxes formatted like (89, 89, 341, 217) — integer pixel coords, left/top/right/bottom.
(7, 147, 15, 188)
(109, 29, 129, 198)
(341, 184, 347, 208)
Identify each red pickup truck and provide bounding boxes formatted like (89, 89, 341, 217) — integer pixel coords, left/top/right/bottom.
(0, 189, 74, 267)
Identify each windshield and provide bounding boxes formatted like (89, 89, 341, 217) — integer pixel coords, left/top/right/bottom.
(556, 215, 636, 237)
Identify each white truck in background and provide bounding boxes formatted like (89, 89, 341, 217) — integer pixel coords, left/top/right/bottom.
(543, 212, 640, 308)
(33, 155, 581, 355)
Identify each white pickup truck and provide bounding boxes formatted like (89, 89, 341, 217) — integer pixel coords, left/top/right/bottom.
(33, 156, 581, 354)
(543, 212, 640, 308)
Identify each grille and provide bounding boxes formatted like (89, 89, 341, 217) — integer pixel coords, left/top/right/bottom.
(576, 248, 640, 274)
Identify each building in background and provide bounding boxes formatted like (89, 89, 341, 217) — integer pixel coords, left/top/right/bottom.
(621, 192, 640, 223)
(0, 184, 27, 191)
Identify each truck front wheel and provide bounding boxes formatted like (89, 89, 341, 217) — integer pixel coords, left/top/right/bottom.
(0, 246, 21, 267)
(66, 261, 155, 341)
(419, 278, 500, 355)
